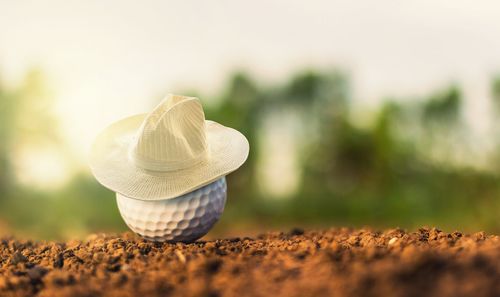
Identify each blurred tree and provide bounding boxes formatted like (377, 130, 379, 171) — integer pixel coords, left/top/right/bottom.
(418, 86, 464, 165)
(0, 70, 59, 193)
(0, 82, 16, 193)
(491, 75, 500, 112)
(422, 86, 461, 124)
(283, 70, 349, 113)
(16, 70, 60, 144)
(489, 75, 500, 169)
(297, 71, 355, 192)
(215, 72, 262, 138)
(285, 71, 324, 104)
(372, 103, 402, 176)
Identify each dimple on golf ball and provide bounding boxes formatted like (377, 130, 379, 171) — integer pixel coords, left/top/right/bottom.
(116, 177, 227, 242)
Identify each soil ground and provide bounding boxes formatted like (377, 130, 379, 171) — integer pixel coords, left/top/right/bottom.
(1, 227, 500, 297)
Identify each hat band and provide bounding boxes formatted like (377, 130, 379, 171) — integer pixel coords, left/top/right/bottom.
(130, 149, 209, 172)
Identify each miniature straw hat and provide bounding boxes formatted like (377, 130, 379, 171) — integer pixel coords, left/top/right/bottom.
(89, 94, 249, 201)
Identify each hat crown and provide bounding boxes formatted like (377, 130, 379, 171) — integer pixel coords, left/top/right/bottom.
(131, 94, 208, 171)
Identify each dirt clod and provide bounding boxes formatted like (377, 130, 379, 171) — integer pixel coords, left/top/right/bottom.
(289, 227, 305, 236)
(1, 228, 500, 297)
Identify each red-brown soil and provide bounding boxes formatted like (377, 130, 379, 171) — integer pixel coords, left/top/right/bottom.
(1, 228, 499, 297)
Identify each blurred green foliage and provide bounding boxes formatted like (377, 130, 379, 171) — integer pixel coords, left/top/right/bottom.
(1, 69, 500, 239)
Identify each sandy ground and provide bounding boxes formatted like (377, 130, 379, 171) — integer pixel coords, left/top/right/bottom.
(1, 227, 500, 297)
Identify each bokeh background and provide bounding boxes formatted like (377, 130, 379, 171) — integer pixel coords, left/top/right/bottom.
(2, 0, 500, 240)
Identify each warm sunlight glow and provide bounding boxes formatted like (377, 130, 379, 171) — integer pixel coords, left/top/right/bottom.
(14, 147, 72, 190)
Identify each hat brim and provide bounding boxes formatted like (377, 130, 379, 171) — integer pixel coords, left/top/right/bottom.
(89, 114, 249, 201)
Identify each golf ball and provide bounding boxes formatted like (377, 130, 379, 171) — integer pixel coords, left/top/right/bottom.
(116, 177, 227, 242)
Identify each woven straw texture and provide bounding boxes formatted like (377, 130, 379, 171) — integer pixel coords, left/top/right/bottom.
(89, 95, 249, 201)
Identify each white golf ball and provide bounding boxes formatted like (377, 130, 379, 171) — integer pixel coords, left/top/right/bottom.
(116, 177, 227, 242)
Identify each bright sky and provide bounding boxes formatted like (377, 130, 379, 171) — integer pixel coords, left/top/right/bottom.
(2, 0, 500, 184)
